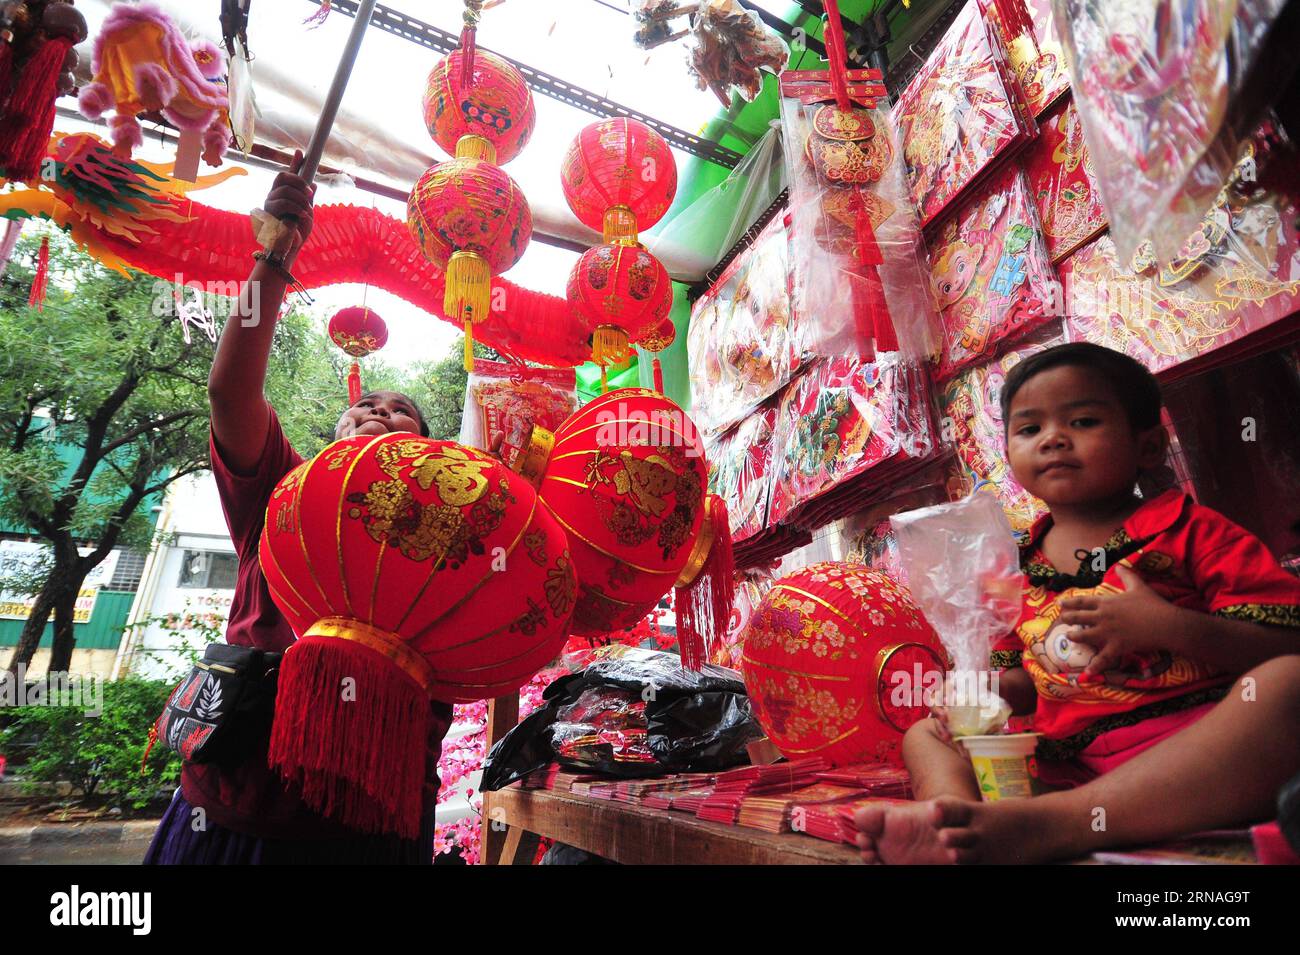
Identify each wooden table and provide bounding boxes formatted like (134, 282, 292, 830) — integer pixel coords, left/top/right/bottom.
(477, 695, 859, 865)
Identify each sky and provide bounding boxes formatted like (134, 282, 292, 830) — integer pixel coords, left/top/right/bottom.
(40, 0, 799, 369)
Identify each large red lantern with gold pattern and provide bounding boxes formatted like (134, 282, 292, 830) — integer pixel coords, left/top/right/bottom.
(327, 306, 388, 404)
(566, 241, 673, 370)
(422, 47, 535, 164)
(260, 435, 575, 837)
(560, 118, 677, 243)
(407, 158, 531, 368)
(514, 388, 732, 668)
(741, 562, 944, 768)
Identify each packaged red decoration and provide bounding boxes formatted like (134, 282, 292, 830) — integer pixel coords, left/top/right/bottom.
(686, 0, 789, 106)
(1059, 123, 1300, 379)
(1022, 96, 1108, 263)
(1053, 0, 1291, 265)
(927, 165, 1059, 382)
(983, 0, 1072, 117)
(937, 322, 1065, 531)
(459, 359, 578, 461)
(702, 403, 778, 543)
(779, 69, 939, 362)
(687, 215, 807, 437)
(892, 0, 1036, 228)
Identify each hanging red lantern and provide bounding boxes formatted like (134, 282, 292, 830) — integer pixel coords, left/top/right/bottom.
(741, 562, 945, 768)
(407, 157, 531, 370)
(423, 47, 535, 164)
(566, 241, 673, 370)
(637, 317, 676, 393)
(327, 306, 389, 404)
(560, 118, 678, 243)
(513, 388, 732, 668)
(260, 435, 576, 837)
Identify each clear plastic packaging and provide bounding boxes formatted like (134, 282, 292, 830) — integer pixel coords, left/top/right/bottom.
(686, 0, 789, 106)
(779, 71, 940, 362)
(891, 492, 1025, 734)
(983, 0, 1072, 118)
(703, 402, 778, 543)
(1023, 96, 1109, 263)
(458, 359, 578, 461)
(1058, 122, 1300, 378)
(891, 0, 1036, 228)
(687, 216, 808, 436)
(1052, 0, 1289, 265)
(927, 164, 1059, 382)
(937, 321, 1066, 532)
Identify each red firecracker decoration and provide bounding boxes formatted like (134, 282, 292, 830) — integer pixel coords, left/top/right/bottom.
(560, 118, 677, 243)
(0, 1, 89, 183)
(423, 47, 534, 165)
(741, 562, 945, 768)
(260, 435, 576, 837)
(513, 388, 732, 668)
(327, 306, 388, 405)
(566, 241, 673, 371)
(407, 157, 531, 370)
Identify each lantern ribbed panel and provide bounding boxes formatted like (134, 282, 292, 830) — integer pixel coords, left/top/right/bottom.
(559, 118, 678, 236)
(423, 48, 535, 164)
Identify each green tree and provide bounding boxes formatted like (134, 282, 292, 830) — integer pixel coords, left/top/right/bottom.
(0, 230, 333, 675)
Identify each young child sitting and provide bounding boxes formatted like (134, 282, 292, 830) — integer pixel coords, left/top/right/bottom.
(855, 342, 1300, 864)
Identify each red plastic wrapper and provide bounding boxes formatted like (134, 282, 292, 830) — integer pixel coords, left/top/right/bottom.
(1059, 123, 1300, 379)
(1052, 0, 1292, 265)
(778, 70, 939, 362)
(927, 165, 1060, 382)
(702, 403, 777, 544)
(459, 359, 578, 461)
(767, 357, 938, 527)
(551, 687, 658, 771)
(984, 0, 1072, 117)
(1023, 96, 1109, 263)
(892, 0, 1036, 229)
(937, 322, 1066, 532)
(687, 216, 808, 436)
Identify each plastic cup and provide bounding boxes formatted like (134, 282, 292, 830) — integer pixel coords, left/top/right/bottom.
(958, 733, 1042, 801)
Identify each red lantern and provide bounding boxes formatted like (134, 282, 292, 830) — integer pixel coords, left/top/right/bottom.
(513, 388, 732, 668)
(327, 306, 389, 404)
(560, 118, 678, 243)
(407, 157, 532, 369)
(638, 317, 676, 394)
(566, 241, 673, 369)
(423, 47, 535, 164)
(260, 435, 576, 837)
(741, 562, 945, 768)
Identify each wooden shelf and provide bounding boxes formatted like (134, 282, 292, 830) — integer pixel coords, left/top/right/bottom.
(482, 786, 859, 865)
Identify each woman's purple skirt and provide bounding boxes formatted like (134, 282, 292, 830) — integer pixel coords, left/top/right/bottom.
(143, 790, 436, 865)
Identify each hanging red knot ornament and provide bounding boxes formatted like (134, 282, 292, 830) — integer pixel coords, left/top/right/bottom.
(818, 0, 898, 357)
(328, 306, 388, 405)
(260, 436, 576, 837)
(512, 388, 733, 669)
(412, 1, 535, 371)
(638, 317, 676, 393)
(0, 0, 89, 183)
(566, 240, 673, 382)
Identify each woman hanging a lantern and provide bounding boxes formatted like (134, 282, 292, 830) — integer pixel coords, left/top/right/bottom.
(145, 153, 450, 865)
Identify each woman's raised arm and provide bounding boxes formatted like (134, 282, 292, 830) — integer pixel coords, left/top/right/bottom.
(208, 152, 316, 474)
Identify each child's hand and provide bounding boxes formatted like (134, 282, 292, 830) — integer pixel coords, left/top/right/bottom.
(263, 150, 316, 262)
(1057, 566, 1186, 677)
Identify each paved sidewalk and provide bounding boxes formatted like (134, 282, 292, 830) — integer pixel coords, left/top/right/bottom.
(0, 819, 158, 864)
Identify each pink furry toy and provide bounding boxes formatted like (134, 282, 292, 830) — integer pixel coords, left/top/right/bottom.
(77, 2, 229, 165)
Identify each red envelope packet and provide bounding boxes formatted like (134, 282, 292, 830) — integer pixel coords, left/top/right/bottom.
(1024, 96, 1108, 263)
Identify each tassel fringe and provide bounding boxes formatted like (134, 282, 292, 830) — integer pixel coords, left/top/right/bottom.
(27, 236, 49, 309)
(591, 325, 630, 367)
(674, 495, 735, 671)
(269, 632, 431, 839)
(347, 360, 362, 405)
(0, 37, 73, 182)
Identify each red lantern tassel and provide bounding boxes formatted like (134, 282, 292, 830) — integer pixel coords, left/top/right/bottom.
(674, 495, 735, 671)
(852, 196, 898, 356)
(0, 37, 73, 182)
(652, 356, 664, 393)
(269, 628, 431, 839)
(27, 236, 49, 310)
(347, 360, 362, 405)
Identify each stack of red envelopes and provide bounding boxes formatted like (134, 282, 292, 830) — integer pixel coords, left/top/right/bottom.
(737, 782, 866, 834)
(696, 757, 832, 824)
(811, 763, 913, 798)
(799, 797, 914, 845)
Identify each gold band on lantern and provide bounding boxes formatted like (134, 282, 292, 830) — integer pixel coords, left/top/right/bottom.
(873, 642, 945, 731)
(673, 498, 716, 588)
(511, 425, 555, 487)
(454, 134, 497, 164)
(602, 205, 638, 244)
(304, 617, 439, 698)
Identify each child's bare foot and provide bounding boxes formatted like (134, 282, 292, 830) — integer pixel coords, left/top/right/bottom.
(855, 797, 1060, 864)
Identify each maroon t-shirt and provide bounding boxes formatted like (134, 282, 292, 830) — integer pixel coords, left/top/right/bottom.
(180, 405, 453, 840)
